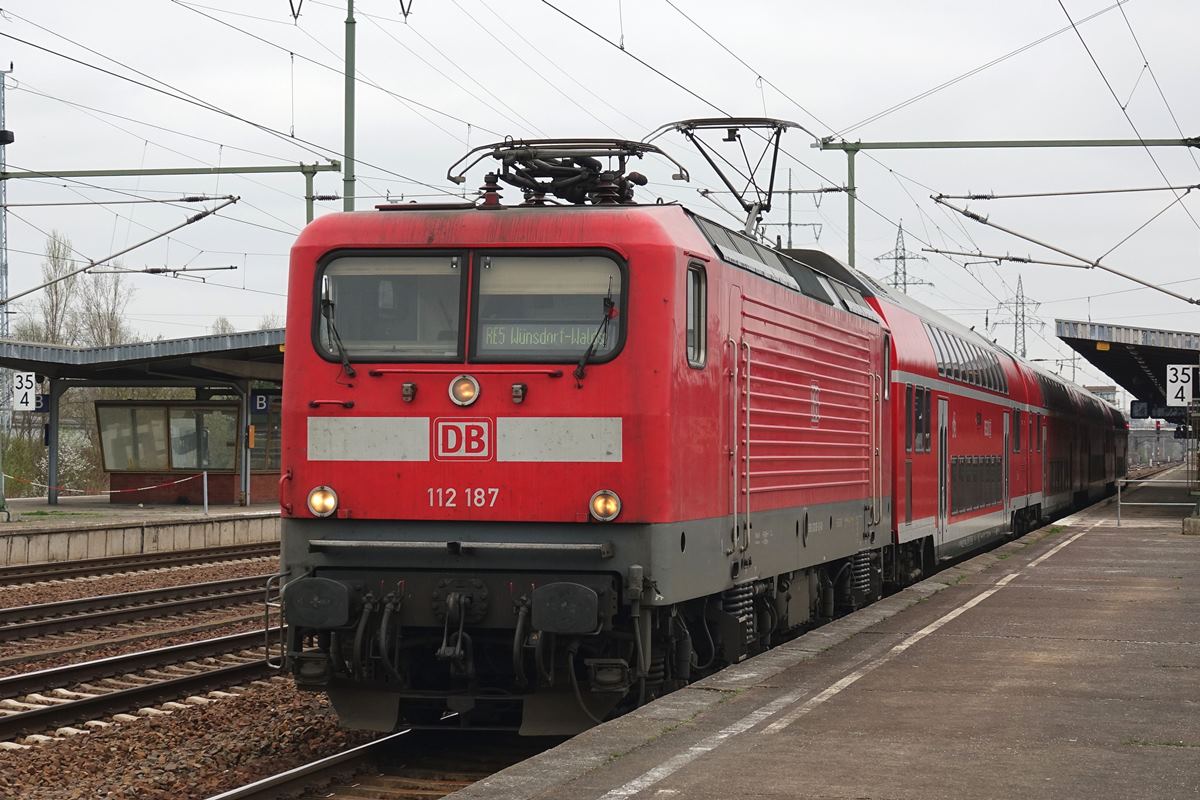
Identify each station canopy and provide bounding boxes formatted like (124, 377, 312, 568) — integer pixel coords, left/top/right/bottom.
(1056, 318, 1200, 407)
(0, 329, 283, 384)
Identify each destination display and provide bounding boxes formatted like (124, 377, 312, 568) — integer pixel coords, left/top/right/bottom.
(478, 322, 606, 353)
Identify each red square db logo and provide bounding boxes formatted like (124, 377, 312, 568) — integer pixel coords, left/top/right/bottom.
(434, 418, 493, 460)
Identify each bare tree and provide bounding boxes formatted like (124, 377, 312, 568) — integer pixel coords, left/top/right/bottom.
(11, 315, 42, 343)
(211, 316, 236, 334)
(258, 313, 283, 330)
(78, 268, 134, 347)
(34, 231, 81, 345)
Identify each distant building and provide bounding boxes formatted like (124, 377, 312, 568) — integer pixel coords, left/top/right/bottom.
(1085, 384, 1119, 406)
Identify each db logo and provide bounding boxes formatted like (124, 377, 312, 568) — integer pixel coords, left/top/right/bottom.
(434, 418, 493, 460)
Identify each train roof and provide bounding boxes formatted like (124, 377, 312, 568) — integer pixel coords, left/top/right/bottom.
(295, 201, 882, 324)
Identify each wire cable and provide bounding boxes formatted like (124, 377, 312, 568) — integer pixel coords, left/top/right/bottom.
(1114, 4, 1200, 177)
(1056, 0, 1200, 233)
(834, 1, 1131, 138)
(0, 28, 464, 199)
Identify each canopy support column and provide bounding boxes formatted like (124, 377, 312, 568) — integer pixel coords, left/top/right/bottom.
(47, 379, 62, 505)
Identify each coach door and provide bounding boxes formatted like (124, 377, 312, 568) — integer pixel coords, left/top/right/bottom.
(1002, 411, 1011, 517)
(937, 397, 949, 545)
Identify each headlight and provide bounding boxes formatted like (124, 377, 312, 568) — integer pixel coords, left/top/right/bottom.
(449, 375, 480, 406)
(307, 486, 338, 517)
(589, 489, 621, 522)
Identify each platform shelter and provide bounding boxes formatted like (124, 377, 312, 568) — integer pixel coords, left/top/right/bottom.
(0, 329, 283, 506)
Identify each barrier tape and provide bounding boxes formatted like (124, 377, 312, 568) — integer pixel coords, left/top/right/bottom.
(2, 472, 203, 496)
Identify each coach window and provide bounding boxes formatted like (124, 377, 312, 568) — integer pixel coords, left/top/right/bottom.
(970, 344, 984, 386)
(922, 387, 932, 451)
(473, 254, 623, 361)
(882, 335, 891, 399)
(943, 331, 961, 381)
(951, 336, 969, 383)
(932, 329, 950, 378)
(1013, 409, 1022, 452)
(925, 325, 944, 376)
(686, 264, 707, 368)
(905, 384, 914, 452)
(913, 387, 924, 453)
(319, 254, 463, 360)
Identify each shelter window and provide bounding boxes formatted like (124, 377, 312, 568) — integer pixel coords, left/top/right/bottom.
(319, 254, 463, 360)
(169, 407, 238, 470)
(96, 402, 240, 473)
(473, 254, 624, 361)
(686, 264, 707, 368)
(97, 406, 169, 472)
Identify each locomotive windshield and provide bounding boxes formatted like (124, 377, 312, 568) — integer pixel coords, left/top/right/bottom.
(472, 254, 622, 361)
(315, 252, 624, 363)
(319, 255, 462, 359)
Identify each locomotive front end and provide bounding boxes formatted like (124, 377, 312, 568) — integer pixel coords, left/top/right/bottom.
(279, 208, 684, 735)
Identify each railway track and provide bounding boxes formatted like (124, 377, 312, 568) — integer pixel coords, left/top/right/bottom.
(0, 574, 273, 641)
(0, 543, 278, 587)
(0, 628, 280, 743)
(205, 730, 556, 800)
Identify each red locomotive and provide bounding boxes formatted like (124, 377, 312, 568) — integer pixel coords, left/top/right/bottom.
(278, 136, 1125, 735)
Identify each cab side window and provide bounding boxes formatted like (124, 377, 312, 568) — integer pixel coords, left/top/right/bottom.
(686, 264, 707, 368)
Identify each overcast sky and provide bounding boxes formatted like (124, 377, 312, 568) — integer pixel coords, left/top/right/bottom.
(2, 0, 1198, 387)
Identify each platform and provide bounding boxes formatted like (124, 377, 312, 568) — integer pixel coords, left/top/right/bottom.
(0, 495, 279, 566)
(455, 466, 1200, 800)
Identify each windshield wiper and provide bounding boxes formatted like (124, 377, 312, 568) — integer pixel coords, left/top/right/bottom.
(321, 298, 357, 378)
(573, 293, 616, 387)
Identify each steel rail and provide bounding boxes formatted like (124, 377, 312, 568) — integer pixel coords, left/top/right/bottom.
(0, 657, 272, 742)
(0, 627, 281, 698)
(0, 575, 272, 641)
(203, 731, 410, 800)
(0, 544, 278, 587)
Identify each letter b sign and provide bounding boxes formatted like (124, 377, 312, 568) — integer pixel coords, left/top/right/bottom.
(435, 418, 492, 460)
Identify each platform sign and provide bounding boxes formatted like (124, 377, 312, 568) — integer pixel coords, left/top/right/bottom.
(1166, 364, 1200, 407)
(12, 372, 37, 411)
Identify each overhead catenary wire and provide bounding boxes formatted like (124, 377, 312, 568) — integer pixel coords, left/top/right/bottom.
(0, 27, 465, 199)
(1, 197, 240, 307)
(936, 183, 1200, 201)
(933, 196, 1200, 306)
(1114, 3, 1200, 178)
(6, 196, 289, 301)
(1056, 0, 1200, 233)
(0, 196, 225, 208)
(357, 12, 546, 138)
(832, 1, 1132, 138)
(648, 0, 1017, 306)
(163, 0, 504, 138)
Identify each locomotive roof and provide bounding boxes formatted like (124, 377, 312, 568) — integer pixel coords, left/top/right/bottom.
(296, 202, 882, 324)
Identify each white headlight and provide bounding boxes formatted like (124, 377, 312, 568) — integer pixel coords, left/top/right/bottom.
(307, 486, 338, 517)
(449, 375, 480, 406)
(589, 489, 621, 522)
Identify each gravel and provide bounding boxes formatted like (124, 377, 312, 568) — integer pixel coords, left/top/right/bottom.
(0, 557, 278, 609)
(0, 678, 375, 800)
